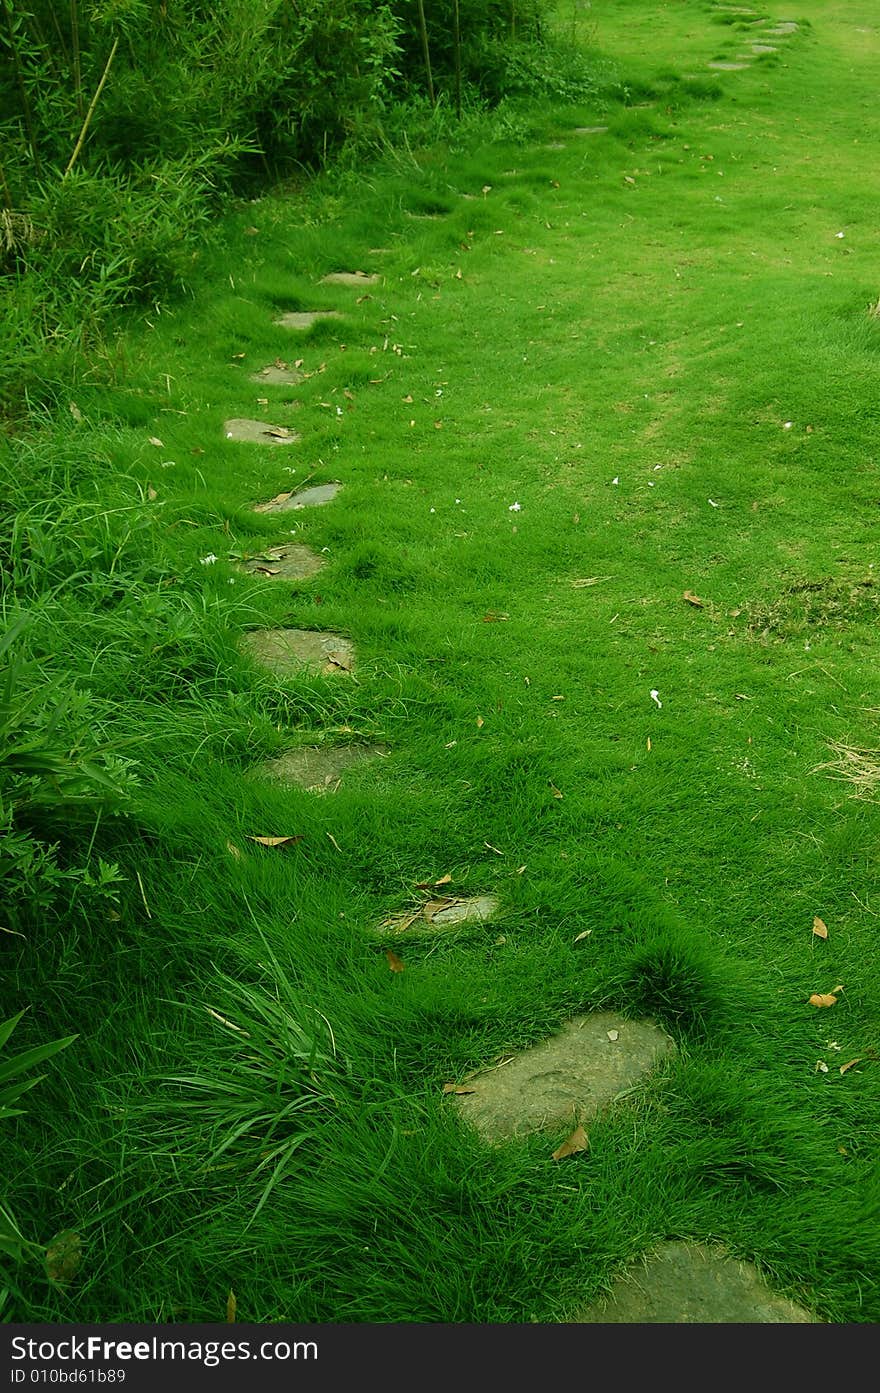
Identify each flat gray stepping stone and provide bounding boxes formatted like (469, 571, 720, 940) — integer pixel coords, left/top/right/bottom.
(253, 481, 342, 514)
(574, 1242, 814, 1323)
(241, 628, 355, 676)
(574, 126, 608, 135)
(275, 311, 342, 330)
(258, 743, 390, 791)
(224, 418, 300, 445)
(751, 43, 778, 52)
(765, 21, 798, 34)
(707, 59, 751, 69)
(451, 1012, 675, 1143)
(237, 544, 323, 580)
(380, 894, 499, 936)
(319, 271, 379, 287)
(250, 363, 303, 386)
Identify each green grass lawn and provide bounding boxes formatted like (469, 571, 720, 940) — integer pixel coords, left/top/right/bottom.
(3, 0, 880, 1323)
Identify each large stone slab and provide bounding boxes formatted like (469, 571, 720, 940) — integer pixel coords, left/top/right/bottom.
(380, 894, 500, 936)
(236, 544, 324, 580)
(224, 418, 299, 445)
(258, 743, 390, 791)
(573, 126, 608, 135)
(451, 1012, 675, 1142)
(240, 628, 355, 676)
(707, 60, 750, 70)
(319, 271, 380, 287)
(253, 482, 342, 514)
(275, 311, 342, 330)
(765, 21, 798, 35)
(250, 363, 304, 386)
(575, 1242, 814, 1323)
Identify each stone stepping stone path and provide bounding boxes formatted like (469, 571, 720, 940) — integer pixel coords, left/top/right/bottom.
(574, 1241, 815, 1323)
(708, 60, 751, 70)
(573, 125, 608, 135)
(319, 271, 380, 287)
(253, 481, 343, 514)
(766, 21, 798, 35)
(450, 1012, 676, 1143)
(751, 43, 778, 53)
(275, 310, 342, 330)
(380, 893, 500, 936)
(236, 544, 324, 580)
(240, 628, 355, 676)
(250, 362, 303, 386)
(224, 418, 300, 445)
(257, 742, 390, 792)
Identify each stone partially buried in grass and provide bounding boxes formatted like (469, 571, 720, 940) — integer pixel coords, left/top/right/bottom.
(319, 271, 380, 287)
(250, 363, 304, 386)
(258, 743, 390, 791)
(380, 895, 499, 936)
(224, 418, 300, 445)
(254, 482, 342, 514)
(241, 628, 355, 677)
(237, 545, 324, 581)
(275, 310, 342, 330)
(574, 1242, 815, 1323)
(451, 1012, 675, 1143)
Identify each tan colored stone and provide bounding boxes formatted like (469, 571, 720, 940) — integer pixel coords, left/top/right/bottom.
(319, 271, 380, 287)
(223, 418, 299, 445)
(249, 364, 304, 386)
(275, 311, 342, 330)
(451, 1012, 675, 1142)
(574, 1241, 815, 1323)
(380, 895, 499, 937)
(240, 629, 354, 677)
(258, 743, 390, 791)
(237, 545, 323, 581)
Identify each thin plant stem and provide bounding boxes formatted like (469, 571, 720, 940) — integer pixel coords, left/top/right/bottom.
(70, 0, 83, 120)
(0, 0, 39, 168)
(452, 0, 462, 119)
(63, 36, 119, 179)
(415, 0, 435, 108)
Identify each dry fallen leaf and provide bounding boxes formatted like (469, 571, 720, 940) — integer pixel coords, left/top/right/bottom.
(226, 841, 242, 860)
(683, 590, 705, 608)
(573, 930, 592, 943)
(417, 873, 453, 889)
(69, 402, 82, 423)
(226, 1290, 237, 1323)
(46, 1231, 82, 1285)
(549, 781, 564, 799)
(147, 485, 158, 501)
(442, 1083, 476, 1095)
(476, 715, 484, 729)
(813, 916, 829, 940)
(839, 1058, 861, 1075)
(607, 1030, 619, 1042)
(246, 835, 303, 848)
(253, 491, 294, 513)
(148, 436, 164, 448)
(646, 737, 652, 751)
(385, 949, 405, 973)
(809, 992, 839, 1008)
(552, 1125, 588, 1160)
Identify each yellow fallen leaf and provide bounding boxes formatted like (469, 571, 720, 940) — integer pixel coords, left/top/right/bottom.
(552, 1125, 588, 1160)
(246, 835, 303, 848)
(549, 781, 564, 799)
(476, 715, 484, 728)
(682, 590, 705, 608)
(442, 1083, 476, 1095)
(226, 841, 242, 860)
(809, 993, 838, 1008)
(839, 1058, 861, 1075)
(385, 949, 405, 973)
(646, 737, 652, 751)
(226, 1290, 237, 1323)
(813, 916, 829, 939)
(573, 930, 592, 943)
(148, 436, 164, 448)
